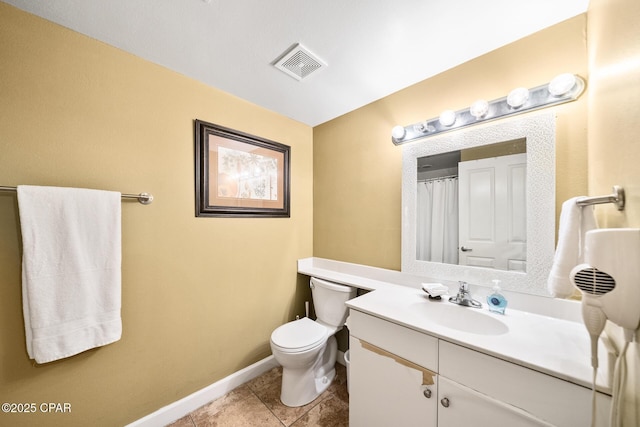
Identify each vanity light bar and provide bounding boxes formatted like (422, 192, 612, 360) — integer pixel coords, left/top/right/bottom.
(391, 73, 586, 145)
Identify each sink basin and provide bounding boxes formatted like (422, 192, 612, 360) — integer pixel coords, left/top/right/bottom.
(409, 300, 509, 335)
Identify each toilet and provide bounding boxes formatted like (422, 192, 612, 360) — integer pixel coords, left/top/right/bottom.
(270, 277, 356, 407)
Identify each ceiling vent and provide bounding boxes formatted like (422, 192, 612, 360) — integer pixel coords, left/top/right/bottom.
(273, 43, 326, 81)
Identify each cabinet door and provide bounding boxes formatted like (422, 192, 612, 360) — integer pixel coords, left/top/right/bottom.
(438, 376, 553, 427)
(439, 340, 611, 427)
(349, 337, 437, 427)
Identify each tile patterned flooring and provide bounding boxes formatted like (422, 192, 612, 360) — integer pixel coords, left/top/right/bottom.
(167, 364, 349, 427)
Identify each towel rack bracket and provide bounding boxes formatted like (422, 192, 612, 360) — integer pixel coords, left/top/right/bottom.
(137, 193, 154, 205)
(576, 185, 625, 211)
(612, 185, 625, 211)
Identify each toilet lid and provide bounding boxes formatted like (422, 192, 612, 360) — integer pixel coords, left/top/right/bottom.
(271, 317, 327, 352)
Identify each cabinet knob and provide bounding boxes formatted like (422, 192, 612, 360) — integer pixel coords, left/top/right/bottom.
(440, 397, 450, 408)
(423, 388, 432, 399)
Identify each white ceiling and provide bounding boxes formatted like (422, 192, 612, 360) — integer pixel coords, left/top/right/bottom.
(3, 0, 589, 126)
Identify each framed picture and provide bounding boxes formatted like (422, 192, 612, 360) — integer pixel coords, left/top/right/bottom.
(195, 120, 290, 218)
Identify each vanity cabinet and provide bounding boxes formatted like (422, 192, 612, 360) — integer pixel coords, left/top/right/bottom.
(348, 310, 611, 427)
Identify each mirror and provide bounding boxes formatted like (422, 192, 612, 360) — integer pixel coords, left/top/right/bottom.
(416, 139, 526, 270)
(402, 113, 556, 296)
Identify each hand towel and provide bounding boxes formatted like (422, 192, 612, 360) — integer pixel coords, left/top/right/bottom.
(17, 185, 122, 363)
(422, 283, 449, 298)
(546, 197, 598, 298)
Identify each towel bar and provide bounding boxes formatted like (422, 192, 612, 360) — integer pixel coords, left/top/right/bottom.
(575, 185, 625, 211)
(0, 185, 154, 205)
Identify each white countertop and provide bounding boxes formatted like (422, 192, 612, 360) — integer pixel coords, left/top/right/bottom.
(298, 257, 613, 394)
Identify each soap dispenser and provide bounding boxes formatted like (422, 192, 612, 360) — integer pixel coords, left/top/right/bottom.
(486, 280, 507, 314)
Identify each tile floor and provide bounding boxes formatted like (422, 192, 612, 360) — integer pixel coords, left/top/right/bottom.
(167, 363, 349, 427)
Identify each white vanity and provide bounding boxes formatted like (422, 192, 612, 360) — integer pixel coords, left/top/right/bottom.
(298, 257, 612, 427)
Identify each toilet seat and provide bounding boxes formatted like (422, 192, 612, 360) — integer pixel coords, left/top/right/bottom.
(271, 317, 327, 353)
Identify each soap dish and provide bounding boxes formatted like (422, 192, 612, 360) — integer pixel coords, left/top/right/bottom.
(422, 283, 449, 300)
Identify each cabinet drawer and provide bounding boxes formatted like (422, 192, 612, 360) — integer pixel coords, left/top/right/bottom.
(439, 340, 611, 427)
(348, 309, 438, 372)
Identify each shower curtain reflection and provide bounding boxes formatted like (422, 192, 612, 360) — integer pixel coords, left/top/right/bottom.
(416, 177, 459, 264)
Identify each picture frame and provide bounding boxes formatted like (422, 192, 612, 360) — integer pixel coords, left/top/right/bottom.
(195, 120, 290, 218)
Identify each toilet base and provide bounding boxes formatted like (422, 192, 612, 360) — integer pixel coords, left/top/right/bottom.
(280, 336, 337, 407)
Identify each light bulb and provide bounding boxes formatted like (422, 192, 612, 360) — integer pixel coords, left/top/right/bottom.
(439, 110, 456, 127)
(507, 87, 529, 109)
(469, 100, 489, 119)
(548, 73, 577, 96)
(392, 125, 406, 140)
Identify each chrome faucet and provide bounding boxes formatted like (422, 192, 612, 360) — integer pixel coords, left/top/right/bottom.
(449, 281, 482, 308)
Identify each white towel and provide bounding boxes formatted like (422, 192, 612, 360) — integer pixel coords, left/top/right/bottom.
(547, 197, 598, 298)
(17, 185, 122, 363)
(422, 283, 449, 298)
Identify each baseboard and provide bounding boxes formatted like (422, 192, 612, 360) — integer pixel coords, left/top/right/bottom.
(126, 355, 280, 427)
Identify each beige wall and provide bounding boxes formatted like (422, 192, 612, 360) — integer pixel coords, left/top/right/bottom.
(0, 4, 313, 426)
(588, 0, 640, 227)
(314, 15, 589, 270)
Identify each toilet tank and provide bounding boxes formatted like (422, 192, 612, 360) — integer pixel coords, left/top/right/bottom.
(310, 277, 357, 328)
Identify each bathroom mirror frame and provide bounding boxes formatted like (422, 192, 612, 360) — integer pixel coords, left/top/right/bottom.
(402, 112, 556, 295)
